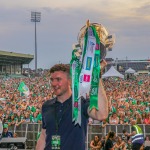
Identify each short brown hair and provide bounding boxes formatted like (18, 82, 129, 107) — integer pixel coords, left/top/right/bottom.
(50, 64, 70, 78)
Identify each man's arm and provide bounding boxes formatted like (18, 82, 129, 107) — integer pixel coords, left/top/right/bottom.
(128, 131, 136, 137)
(88, 60, 108, 121)
(88, 79, 108, 121)
(36, 129, 46, 150)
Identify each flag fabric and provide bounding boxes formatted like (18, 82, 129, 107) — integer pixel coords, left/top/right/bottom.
(138, 80, 143, 85)
(18, 81, 30, 97)
(131, 98, 137, 105)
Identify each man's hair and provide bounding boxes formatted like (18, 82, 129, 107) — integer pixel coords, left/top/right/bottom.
(50, 64, 70, 78)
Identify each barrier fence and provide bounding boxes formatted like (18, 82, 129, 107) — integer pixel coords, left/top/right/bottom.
(87, 124, 150, 149)
(8, 123, 150, 149)
(9, 123, 42, 149)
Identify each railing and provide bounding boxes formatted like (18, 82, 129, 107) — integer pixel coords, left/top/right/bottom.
(8, 123, 150, 149)
(9, 123, 42, 149)
(87, 124, 150, 150)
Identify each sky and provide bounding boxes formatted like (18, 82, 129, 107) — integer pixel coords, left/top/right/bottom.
(0, 0, 150, 69)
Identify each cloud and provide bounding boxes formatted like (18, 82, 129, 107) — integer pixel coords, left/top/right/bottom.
(134, 1, 150, 16)
(0, 0, 150, 69)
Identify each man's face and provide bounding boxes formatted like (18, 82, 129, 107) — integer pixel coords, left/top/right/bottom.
(22, 101, 26, 106)
(50, 71, 71, 97)
(112, 113, 117, 118)
(12, 105, 15, 109)
(125, 132, 128, 136)
(140, 106, 144, 110)
(3, 128, 8, 133)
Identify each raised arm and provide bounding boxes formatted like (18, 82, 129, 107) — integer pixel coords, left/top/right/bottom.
(88, 60, 108, 121)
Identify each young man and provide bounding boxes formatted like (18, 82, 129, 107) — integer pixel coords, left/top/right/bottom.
(129, 120, 144, 150)
(36, 62, 108, 150)
(104, 131, 116, 150)
(122, 129, 130, 148)
(2, 124, 13, 138)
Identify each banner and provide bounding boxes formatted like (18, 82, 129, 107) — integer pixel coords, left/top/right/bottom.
(70, 49, 82, 125)
(70, 25, 101, 125)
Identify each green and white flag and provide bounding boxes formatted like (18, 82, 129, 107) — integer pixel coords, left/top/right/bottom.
(70, 25, 101, 125)
(18, 81, 30, 97)
(138, 80, 143, 85)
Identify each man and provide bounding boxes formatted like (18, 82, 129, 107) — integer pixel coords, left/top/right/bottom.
(104, 131, 116, 150)
(122, 129, 131, 149)
(36, 62, 108, 150)
(2, 124, 13, 138)
(129, 120, 144, 150)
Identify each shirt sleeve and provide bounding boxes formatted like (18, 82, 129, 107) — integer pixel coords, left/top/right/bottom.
(41, 105, 46, 129)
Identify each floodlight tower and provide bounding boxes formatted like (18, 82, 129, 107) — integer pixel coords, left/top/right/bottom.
(31, 12, 41, 73)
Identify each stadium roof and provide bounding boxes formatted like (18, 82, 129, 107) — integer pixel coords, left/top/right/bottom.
(0, 50, 34, 65)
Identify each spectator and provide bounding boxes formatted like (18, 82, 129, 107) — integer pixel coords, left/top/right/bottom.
(31, 112, 39, 123)
(15, 112, 25, 126)
(123, 111, 130, 125)
(141, 112, 147, 123)
(24, 111, 31, 123)
(118, 112, 125, 125)
(101, 119, 108, 128)
(90, 135, 101, 150)
(109, 113, 119, 125)
(143, 113, 150, 124)
(13, 132, 18, 138)
(115, 136, 126, 150)
(100, 136, 106, 150)
(128, 120, 144, 150)
(105, 131, 116, 150)
(145, 136, 150, 141)
(136, 113, 143, 124)
(2, 123, 13, 138)
(122, 129, 131, 149)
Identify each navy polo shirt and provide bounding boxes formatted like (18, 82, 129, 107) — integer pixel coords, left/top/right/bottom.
(42, 96, 89, 150)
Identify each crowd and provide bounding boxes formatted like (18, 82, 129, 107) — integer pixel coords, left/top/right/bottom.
(89, 74, 150, 125)
(88, 74, 150, 150)
(0, 72, 53, 127)
(106, 74, 150, 125)
(0, 73, 149, 128)
(90, 126, 150, 150)
(0, 71, 149, 150)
